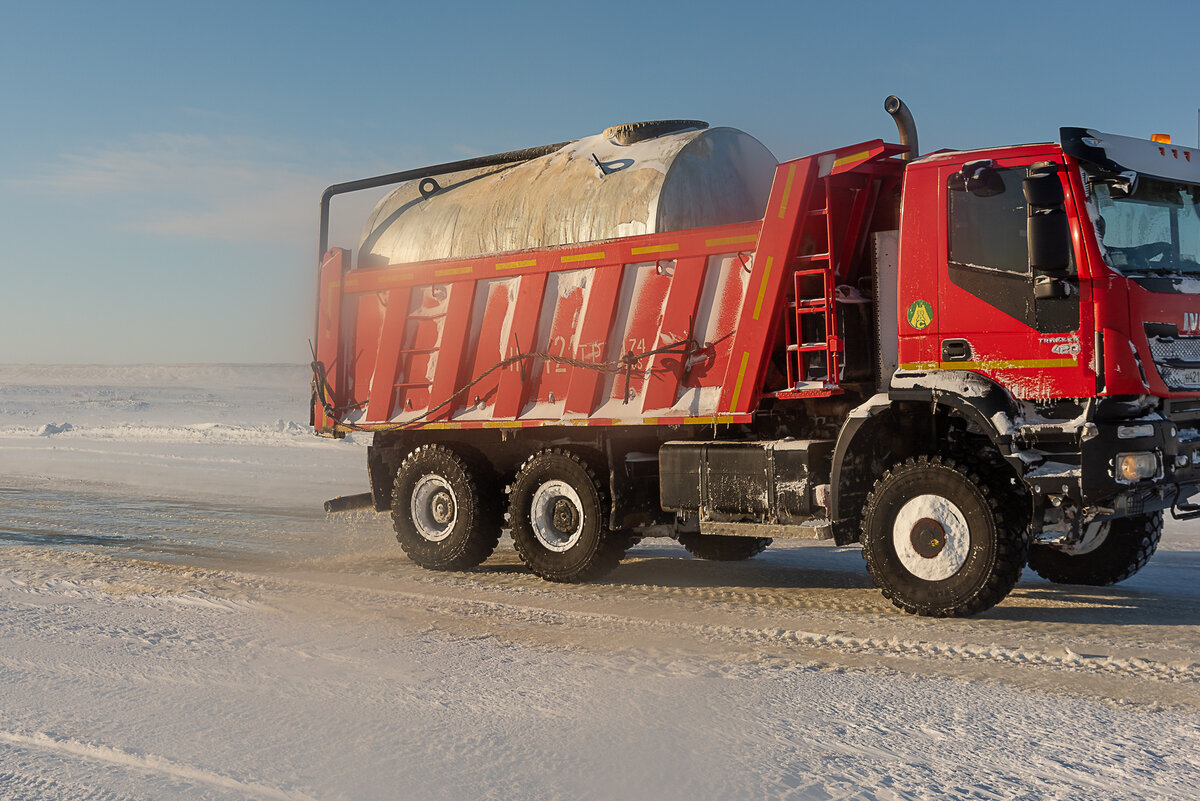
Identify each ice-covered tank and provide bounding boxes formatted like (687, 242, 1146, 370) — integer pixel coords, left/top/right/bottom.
(357, 121, 778, 267)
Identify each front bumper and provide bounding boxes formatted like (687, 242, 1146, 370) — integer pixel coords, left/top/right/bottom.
(1020, 403, 1200, 518)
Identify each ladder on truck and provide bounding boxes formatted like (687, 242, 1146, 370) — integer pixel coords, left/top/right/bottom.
(771, 141, 907, 398)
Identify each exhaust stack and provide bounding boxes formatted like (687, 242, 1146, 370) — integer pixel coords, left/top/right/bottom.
(884, 95, 919, 161)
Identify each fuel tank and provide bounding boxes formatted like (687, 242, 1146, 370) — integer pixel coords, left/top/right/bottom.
(358, 122, 778, 267)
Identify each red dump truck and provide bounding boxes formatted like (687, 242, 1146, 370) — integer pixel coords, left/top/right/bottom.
(312, 97, 1200, 616)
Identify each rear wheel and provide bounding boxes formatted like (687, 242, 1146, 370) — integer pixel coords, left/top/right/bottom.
(861, 456, 1028, 617)
(391, 444, 501, 570)
(1028, 512, 1162, 585)
(507, 449, 628, 582)
(677, 533, 771, 561)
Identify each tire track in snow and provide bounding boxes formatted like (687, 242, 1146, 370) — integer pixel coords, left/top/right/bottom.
(0, 730, 321, 801)
(319, 581, 1200, 686)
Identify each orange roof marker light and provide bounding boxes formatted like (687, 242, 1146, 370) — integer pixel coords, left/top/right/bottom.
(1151, 133, 1171, 144)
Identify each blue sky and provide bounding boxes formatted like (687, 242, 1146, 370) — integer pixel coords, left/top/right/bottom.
(3, 0, 1198, 363)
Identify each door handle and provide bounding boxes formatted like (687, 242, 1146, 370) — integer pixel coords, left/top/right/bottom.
(942, 339, 972, 361)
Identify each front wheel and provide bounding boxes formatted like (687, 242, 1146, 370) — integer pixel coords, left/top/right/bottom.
(861, 456, 1028, 617)
(1027, 512, 1162, 585)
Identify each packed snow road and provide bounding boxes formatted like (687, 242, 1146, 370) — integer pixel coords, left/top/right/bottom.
(1, 479, 1200, 801)
(1, 365, 1198, 800)
(5, 478, 1200, 710)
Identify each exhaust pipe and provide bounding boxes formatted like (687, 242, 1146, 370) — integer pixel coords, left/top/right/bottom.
(884, 95, 919, 161)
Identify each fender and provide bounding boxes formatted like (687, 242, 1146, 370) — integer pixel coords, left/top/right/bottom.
(828, 393, 891, 543)
(828, 372, 1024, 541)
(888, 369, 1024, 459)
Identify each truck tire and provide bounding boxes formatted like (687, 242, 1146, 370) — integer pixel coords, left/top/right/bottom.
(677, 533, 771, 561)
(391, 444, 501, 570)
(861, 456, 1028, 617)
(1027, 512, 1162, 586)
(507, 448, 628, 582)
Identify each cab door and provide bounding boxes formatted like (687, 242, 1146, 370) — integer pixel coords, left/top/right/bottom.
(936, 155, 1094, 398)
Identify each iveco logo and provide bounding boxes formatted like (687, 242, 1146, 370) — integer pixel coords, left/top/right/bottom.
(1185, 312, 1200, 335)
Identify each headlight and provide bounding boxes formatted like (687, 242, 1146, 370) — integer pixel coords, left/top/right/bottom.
(1115, 452, 1159, 483)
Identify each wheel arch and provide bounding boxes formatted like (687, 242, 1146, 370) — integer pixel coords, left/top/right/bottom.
(829, 374, 1026, 543)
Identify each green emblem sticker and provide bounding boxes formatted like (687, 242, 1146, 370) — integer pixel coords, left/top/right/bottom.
(907, 300, 933, 330)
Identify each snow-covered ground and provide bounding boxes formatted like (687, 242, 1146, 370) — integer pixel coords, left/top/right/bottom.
(0, 364, 1198, 800)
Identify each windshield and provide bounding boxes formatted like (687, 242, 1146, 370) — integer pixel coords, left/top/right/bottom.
(1086, 169, 1200, 275)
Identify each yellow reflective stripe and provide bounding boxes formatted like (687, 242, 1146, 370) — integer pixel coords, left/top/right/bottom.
(631, 243, 679, 255)
(751, 257, 774, 320)
(833, 149, 872, 169)
(777, 163, 797, 219)
(434, 265, 473, 277)
(496, 258, 536, 270)
(705, 234, 758, 248)
(562, 251, 606, 264)
(899, 359, 1078, 371)
(729, 352, 751, 410)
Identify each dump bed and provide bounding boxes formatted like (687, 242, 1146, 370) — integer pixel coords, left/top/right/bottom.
(313, 140, 906, 435)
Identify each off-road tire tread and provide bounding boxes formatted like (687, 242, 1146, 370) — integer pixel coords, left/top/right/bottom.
(391, 444, 501, 570)
(677, 534, 772, 561)
(861, 455, 1029, 617)
(1027, 511, 1162, 585)
(508, 448, 629, 583)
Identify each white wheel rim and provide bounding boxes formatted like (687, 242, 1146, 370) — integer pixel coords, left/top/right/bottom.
(892, 494, 970, 581)
(410, 474, 457, 542)
(1060, 521, 1110, 555)
(529, 479, 584, 552)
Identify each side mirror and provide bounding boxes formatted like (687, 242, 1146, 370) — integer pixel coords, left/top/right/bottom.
(1024, 169, 1070, 273)
(1028, 210, 1071, 273)
(950, 160, 1005, 197)
(1023, 172, 1064, 207)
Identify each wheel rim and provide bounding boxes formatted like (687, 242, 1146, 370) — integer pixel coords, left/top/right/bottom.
(1058, 521, 1110, 555)
(892, 494, 970, 580)
(529, 479, 584, 552)
(410, 474, 457, 542)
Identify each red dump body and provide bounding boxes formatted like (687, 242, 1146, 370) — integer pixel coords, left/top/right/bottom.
(313, 140, 906, 435)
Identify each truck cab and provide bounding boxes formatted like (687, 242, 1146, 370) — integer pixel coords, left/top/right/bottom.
(849, 128, 1200, 603)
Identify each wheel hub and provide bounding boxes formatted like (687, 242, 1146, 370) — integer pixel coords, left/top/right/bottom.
(891, 494, 971, 581)
(430, 490, 454, 525)
(552, 498, 579, 533)
(529, 479, 585, 552)
(910, 518, 946, 559)
(410, 474, 458, 543)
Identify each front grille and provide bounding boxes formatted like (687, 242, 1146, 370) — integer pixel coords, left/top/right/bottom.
(1146, 335, 1200, 364)
(1165, 398, 1200, 422)
(1145, 324, 1200, 391)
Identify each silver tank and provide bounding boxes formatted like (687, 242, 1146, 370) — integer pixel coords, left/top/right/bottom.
(358, 123, 778, 267)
